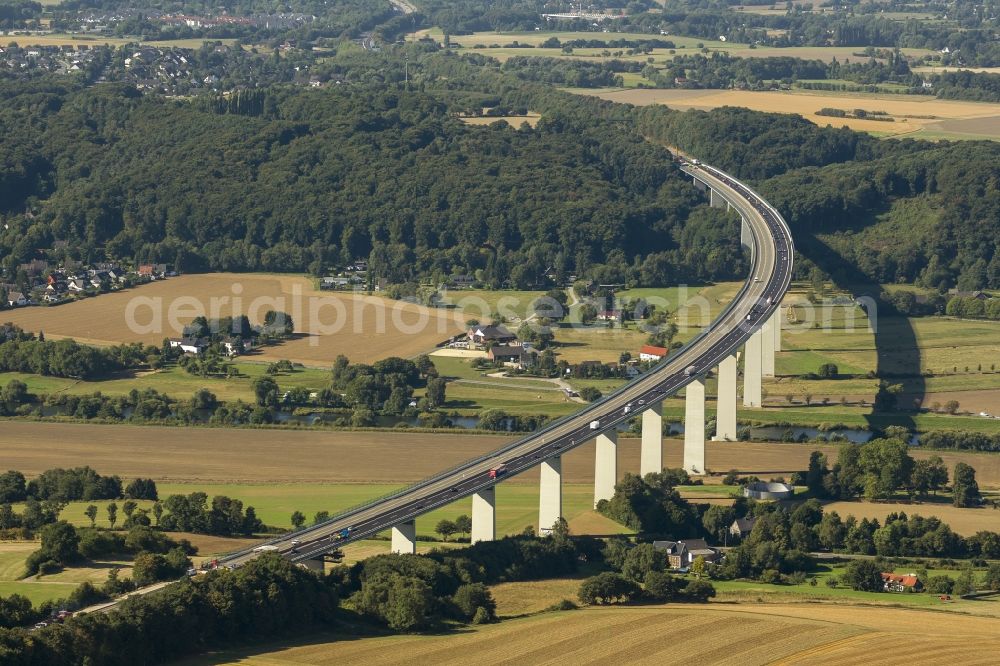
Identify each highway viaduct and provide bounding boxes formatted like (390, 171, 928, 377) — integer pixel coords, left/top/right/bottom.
(208, 157, 795, 567)
(86, 156, 794, 604)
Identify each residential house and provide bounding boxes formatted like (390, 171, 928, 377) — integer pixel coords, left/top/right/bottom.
(449, 274, 475, 289)
(639, 344, 668, 362)
(653, 538, 719, 569)
(467, 324, 517, 346)
(6, 291, 28, 307)
(169, 337, 208, 354)
(881, 573, 923, 593)
(596, 309, 622, 322)
(222, 338, 252, 356)
(947, 289, 990, 300)
(67, 278, 87, 293)
(729, 516, 757, 540)
(320, 276, 352, 290)
(488, 344, 536, 369)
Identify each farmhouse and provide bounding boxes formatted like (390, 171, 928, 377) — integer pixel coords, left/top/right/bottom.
(653, 539, 719, 568)
(488, 344, 536, 369)
(882, 573, 923, 593)
(467, 324, 517, 346)
(320, 276, 353, 290)
(947, 289, 990, 300)
(596, 309, 622, 322)
(639, 344, 668, 362)
(169, 337, 208, 354)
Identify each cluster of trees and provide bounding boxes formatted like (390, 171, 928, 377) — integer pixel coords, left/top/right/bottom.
(157, 492, 264, 537)
(945, 295, 1000, 320)
(806, 508, 1000, 560)
(343, 529, 594, 630)
(583, 538, 715, 604)
(802, 440, 981, 506)
(0, 467, 155, 504)
(501, 56, 639, 88)
(476, 408, 549, 433)
(0, 324, 152, 380)
(0, 556, 340, 664)
(934, 69, 1000, 102)
(711, 503, 815, 583)
(24, 520, 194, 579)
(920, 430, 1000, 453)
(597, 470, 702, 536)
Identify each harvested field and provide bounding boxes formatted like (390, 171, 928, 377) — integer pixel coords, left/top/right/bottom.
(822, 500, 1000, 536)
(177, 602, 1000, 666)
(2, 273, 463, 366)
(578, 87, 1000, 138)
(6, 422, 1000, 493)
(460, 113, 541, 128)
(925, 114, 1000, 138)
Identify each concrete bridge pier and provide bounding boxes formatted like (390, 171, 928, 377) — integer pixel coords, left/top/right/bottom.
(744, 328, 763, 408)
(684, 376, 706, 473)
(773, 308, 782, 352)
(640, 401, 663, 476)
(391, 520, 416, 554)
(471, 487, 496, 544)
(593, 432, 618, 508)
(710, 188, 726, 208)
(538, 455, 562, 535)
(762, 316, 775, 378)
(713, 353, 738, 441)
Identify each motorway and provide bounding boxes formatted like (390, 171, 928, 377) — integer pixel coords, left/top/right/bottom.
(212, 159, 795, 568)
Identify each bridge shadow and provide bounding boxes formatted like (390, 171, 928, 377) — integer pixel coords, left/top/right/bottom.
(795, 234, 924, 433)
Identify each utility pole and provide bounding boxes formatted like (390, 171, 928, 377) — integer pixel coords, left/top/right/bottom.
(404, 55, 409, 85)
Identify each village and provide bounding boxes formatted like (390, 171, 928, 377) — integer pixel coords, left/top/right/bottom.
(0, 257, 173, 310)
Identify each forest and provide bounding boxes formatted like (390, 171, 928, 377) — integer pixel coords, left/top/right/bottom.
(0, 64, 746, 288)
(2, 44, 1000, 292)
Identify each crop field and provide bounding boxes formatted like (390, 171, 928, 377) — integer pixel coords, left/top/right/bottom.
(577, 87, 1000, 139)
(6, 422, 1000, 488)
(460, 114, 541, 128)
(2, 273, 463, 366)
(177, 602, 1000, 665)
(411, 28, 931, 65)
(36, 481, 625, 542)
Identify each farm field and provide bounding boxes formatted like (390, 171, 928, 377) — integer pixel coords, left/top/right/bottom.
(30, 481, 624, 541)
(411, 28, 932, 64)
(5, 422, 1000, 488)
(177, 602, 1000, 665)
(459, 114, 541, 128)
(2, 273, 463, 366)
(576, 87, 1000, 139)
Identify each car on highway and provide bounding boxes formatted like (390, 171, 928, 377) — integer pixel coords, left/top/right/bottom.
(589, 420, 600, 429)
(684, 365, 697, 376)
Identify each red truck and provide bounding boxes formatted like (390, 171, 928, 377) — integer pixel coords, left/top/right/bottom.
(489, 464, 508, 479)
